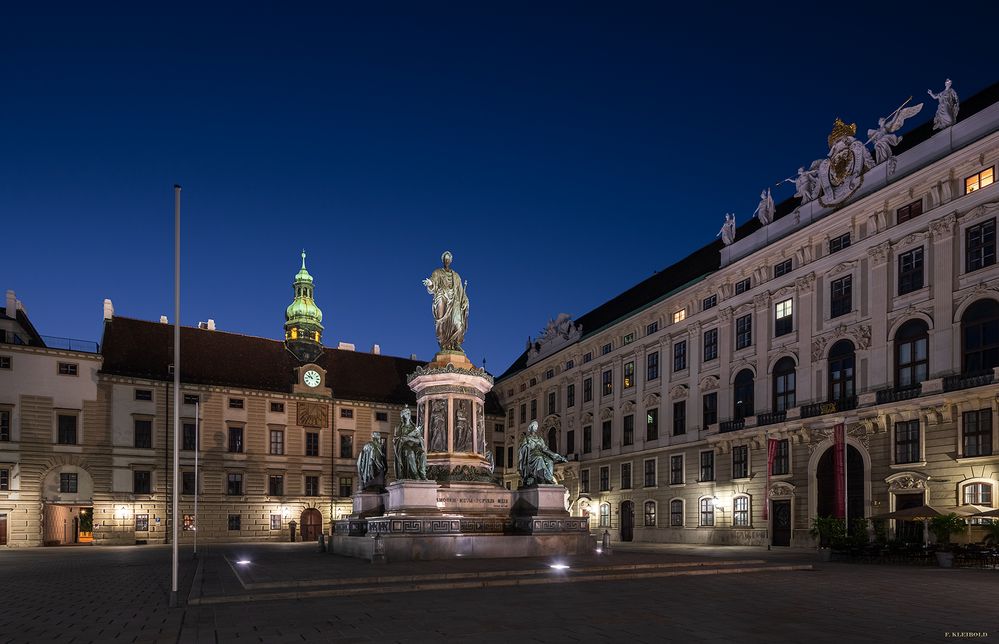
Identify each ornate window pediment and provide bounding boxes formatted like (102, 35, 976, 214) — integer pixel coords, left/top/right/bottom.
(768, 481, 796, 498)
(643, 392, 661, 408)
(669, 385, 688, 400)
(621, 400, 636, 414)
(885, 471, 929, 492)
(599, 407, 614, 421)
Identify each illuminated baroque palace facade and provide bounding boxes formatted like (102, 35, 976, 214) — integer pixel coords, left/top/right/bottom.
(495, 79, 999, 546)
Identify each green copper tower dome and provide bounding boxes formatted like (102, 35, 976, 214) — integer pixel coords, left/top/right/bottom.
(284, 250, 324, 363)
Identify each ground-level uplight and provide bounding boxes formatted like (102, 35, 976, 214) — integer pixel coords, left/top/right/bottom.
(549, 563, 570, 570)
(235, 560, 251, 565)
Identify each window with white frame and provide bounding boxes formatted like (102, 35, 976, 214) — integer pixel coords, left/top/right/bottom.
(644, 458, 656, 487)
(644, 500, 656, 527)
(894, 420, 921, 464)
(599, 503, 610, 527)
(670, 499, 684, 526)
(962, 409, 993, 457)
(774, 298, 793, 336)
(733, 496, 750, 527)
(699, 497, 715, 526)
(620, 463, 632, 489)
(669, 454, 684, 485)
(964, 482, 994, 525)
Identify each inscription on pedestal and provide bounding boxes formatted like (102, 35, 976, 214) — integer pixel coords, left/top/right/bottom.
(435, 491, 511, 512)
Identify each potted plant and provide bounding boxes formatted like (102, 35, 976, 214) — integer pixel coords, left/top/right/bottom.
(929, 513, 967, 567)
(809, 516, 846, 561)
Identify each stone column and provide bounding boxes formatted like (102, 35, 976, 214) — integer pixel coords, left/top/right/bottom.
(795, 273, 816, 403)
(867, 242, 892, 389)
(929, 213, 958, 375)
(754, 293, 772, 414)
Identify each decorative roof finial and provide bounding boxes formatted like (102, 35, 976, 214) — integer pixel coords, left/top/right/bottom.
(301, 249, 307, 269)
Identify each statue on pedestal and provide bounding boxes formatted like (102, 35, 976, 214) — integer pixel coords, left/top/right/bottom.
(454, 401, 472, 452)
(717, 213, 737, 246)
(422, 251, 469, 353)
(393, 406, 427, 480)
(518, 420, 567, 486)
(928, 79, 959, 130)
(867, 100, 924, 174)
(357, 432, 386, 491)
(753, 188, 775, 226)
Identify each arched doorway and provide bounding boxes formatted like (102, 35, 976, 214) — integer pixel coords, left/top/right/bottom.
(620, 501, 634, 542)
(300, 508, 322, 542)
(815, 444, 865, 533)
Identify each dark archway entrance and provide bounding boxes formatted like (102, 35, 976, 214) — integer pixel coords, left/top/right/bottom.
(620, 501, 634, 542)
(894, 492, 925, 543)
(815, 444, 865, 533)
(771, 500, 791, 547)
(300, 508, 322, 542)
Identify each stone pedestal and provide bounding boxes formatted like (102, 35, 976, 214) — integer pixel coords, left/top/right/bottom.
(386, 480, 440, 514)
(352, 491, 385, 517)
(515, 484, 569, 515)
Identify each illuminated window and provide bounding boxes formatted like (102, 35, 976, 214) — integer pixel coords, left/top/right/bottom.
(966, 167, 994, 194)
(699, 497, 715, 526)
(270, 514, 283, 530)
(733, 496, 750, 527)
(183, 514, 195, 531)
(964, 483, 994, 525)
(599, 503, 610, 527)
(602, 370, 613, 396)
(644, 501, 656, 527)
(135, 514, 149, 531)
(672, 309, 687, 324)
(775, 299, 793, 336)
(623, 361, 635, 389)
(622, 333, 634, 346)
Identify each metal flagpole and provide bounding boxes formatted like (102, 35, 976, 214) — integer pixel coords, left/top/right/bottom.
(170, 184, 181, 608)
(194, 401, 199, 559)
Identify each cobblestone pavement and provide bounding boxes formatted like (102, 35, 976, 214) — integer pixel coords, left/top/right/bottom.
(1, 543, 995, 643)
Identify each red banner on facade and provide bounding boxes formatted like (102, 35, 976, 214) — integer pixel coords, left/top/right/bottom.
(833, 423, 846, 519)
(764, 438, 777, 520)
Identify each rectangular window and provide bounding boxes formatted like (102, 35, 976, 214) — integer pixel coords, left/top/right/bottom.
(733, 496, 749, 527)
(601, 343, 612, 355)
(339, 434, 353, 459)
(670, 500, 684, 526)
(623, 361, 635, 389)
(732, 445, 748, 479)
(0, 409, 8, 441)
(57, 362, 78, 376)
(495, 447, 506, 467)
(340, 408, 354, 419)
(829, 232, 851, 254)
(703, 328, 718, 362)
(182, 471, 197, 495)
(59, 472, 78, 493)
(530, 399, 537, 420)
(647, 351, 659, 381)
(228, 398, 244, 409)
(226, 473, 243, 496)
(583, 352, 592, 363)
(135, 514, 149, 531)
(583, 425, 592, 454)
(772, 439, 790, 475)
(566, 429, 575, 454)
(133, 470, 151, 494)
(670, 455, 684, 485)
(644, 459, 656, 487)
(830, 275, 852, 318)
(566, 384, 575, 408)
(622, 414, 634, 446)
(270, 402, 285, 413)
(228, 514, 241, 531)
(547, 391, 556, 415)
(898, 247, 924, 295)
(0, 468, 8, 491)
(735, 314, 752, 349)
(599, 466, 609, 492)
(623, 333, 634, 346)
(896, 198, 923, 224)
(135, 389, 152, 401)
(963, 409, 993, 457)
(966, 218, 996, 273)
(227, 426, 244, 453)
(183, 393, 200, 405)
(508, 408, 515, 425)
(699, 451, 715, 482)
(773, 259, 792, 278)
(646, 321, 659, 335)
(375, 411, 388, 422)
(306, 432, 320, 456)
(268, 474, 284, 496)
(673, 340, 687, 372)
(672, 309, 687, 324)
(601, 420, 612, 450)
(965, 167, 995, 194)
(895, 420, 921, 464)
(735, 278, 751, 295)
(644, 501, 657, 527)
(520, 404, 527, 423)
(304, 475, 319, 496)
(702, 392, 717, 426)
(338, 477, 353, 497)
(183, 514, 195, 531)
(646, 408, 659, 442)
(673, 401, 686, 436)
(134, 419, 152, 449)
(581, 469, 590, 493)
(775, 299, 793, 336)
(620, 463, 632, 489)
(583, 378, 592, 403)
(269, 429, 285, 455)
(565, 359, 574, 370)
(57, 414, 78, 445)
(530, 378, 537, 387)
(0, 356, 10, 369)
(703, 294, 718, 310)
(182, 422, 197, 451)
(601, 370, 613, 397)
(545, 368, 554, 380)
(700, 497, 715, 526)
(270, 514, 283, 530)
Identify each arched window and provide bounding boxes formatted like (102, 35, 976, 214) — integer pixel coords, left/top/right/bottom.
(669, 499, 684, 526)
(734, 369, 755, 420)
(699, 497, 715, 526)
(547, 427, 557, 452)
(963, 482, 994, 525)
(598, 503, 610, 527)
(644, 500, 657, 527)
(961, 299, 999, 374)
(895, 319, 929, 387)
(828, 340, 855, 403)
(772, 357, 796, 412)
(732, 495, 750, 527)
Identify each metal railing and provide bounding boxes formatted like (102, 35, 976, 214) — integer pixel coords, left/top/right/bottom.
(800, 396, 858, 419)
(943, 371, 995, 392)
(719, 418, 745, 433)
(756, 411, 787, 427)
(875, 384, 922, 404)
(0, 332, 99, 353)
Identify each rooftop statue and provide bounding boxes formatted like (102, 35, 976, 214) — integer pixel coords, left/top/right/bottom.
(357, 432, 386, 491)
(753, 188, 775, 226)
(717, 213, 737, 246)
(782, 161, 821, 208)
(422, 250, 469, 353)
(867, 99, 924, 174)
(393, 406, 427, 480)
(518, 420, 567, 486)
(928, 79, 959, 130)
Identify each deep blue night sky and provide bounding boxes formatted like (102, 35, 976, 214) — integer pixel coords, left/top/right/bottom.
(3, 4, 996, 373)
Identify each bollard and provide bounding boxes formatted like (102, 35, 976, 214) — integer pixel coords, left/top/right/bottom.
(602, 530, 613, 555)
(371, 532, 387, 565)
(318, 533, 326, 552)
(289, 520, 297, 543)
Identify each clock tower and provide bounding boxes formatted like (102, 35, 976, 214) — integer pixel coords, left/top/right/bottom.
(284, 250, 325, 363)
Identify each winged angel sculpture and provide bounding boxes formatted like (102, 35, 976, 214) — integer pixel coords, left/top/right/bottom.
(867, 100, 924, 174)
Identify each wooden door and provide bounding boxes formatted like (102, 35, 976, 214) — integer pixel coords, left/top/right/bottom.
(0, 515, 6, 546)
(620, 501, 634, 542)
(771, 500, 791, 547)
(300, 508, 322, 542)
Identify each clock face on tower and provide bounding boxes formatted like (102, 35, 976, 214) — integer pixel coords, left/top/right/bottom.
(303, 370, 321, 388)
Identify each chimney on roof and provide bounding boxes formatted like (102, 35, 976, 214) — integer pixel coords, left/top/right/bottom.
(337, 342, 355, 351)
(207, 319, 215, 331)
(103, 298, 114, 321)
(5, 290, 15, 319)
(160, 315, 168, 324)
(410, 353, 418, 360)
(371, 344, 381, 355)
